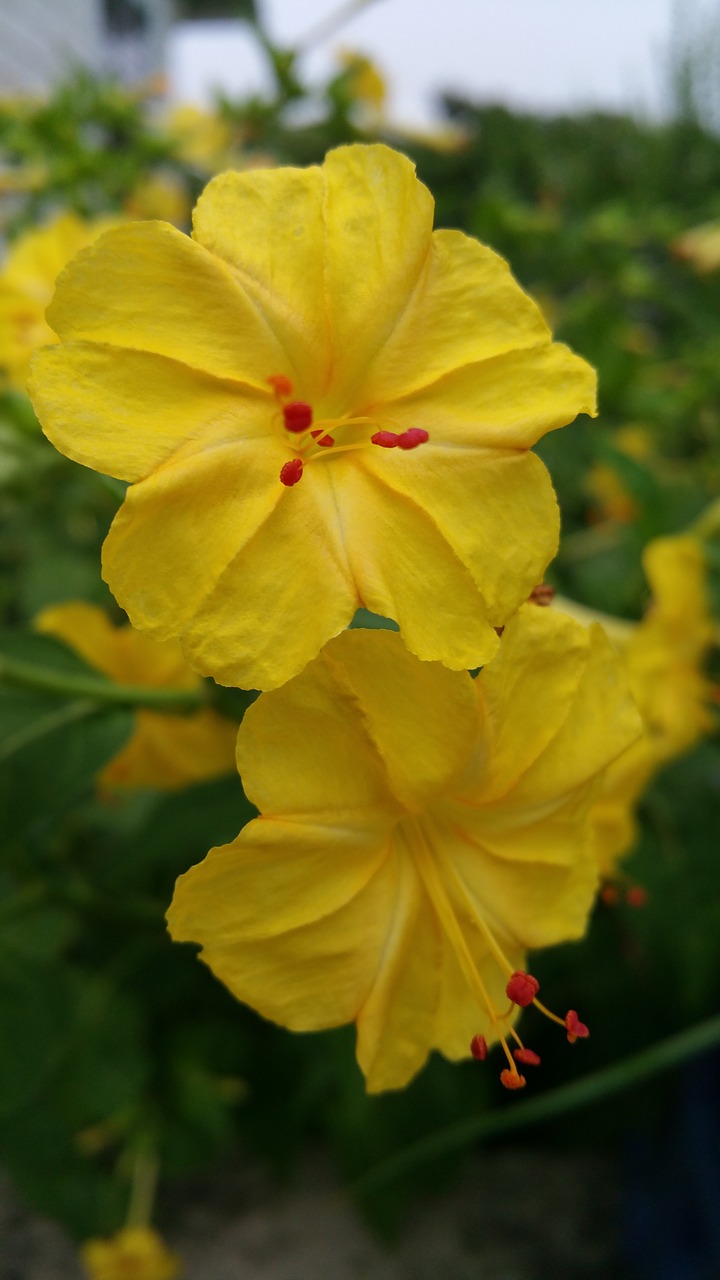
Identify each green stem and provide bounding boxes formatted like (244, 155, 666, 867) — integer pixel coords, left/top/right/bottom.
(352, 1014, 720, 1196)
(0, 653, 205, 712)
(296, 0, 384, 51)
(0, 698, 99, 762)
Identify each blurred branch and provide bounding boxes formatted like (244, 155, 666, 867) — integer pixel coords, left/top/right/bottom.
(353, 1014, 720, 1195)
(0, 654, 205, 713)
(296, 0, 385, 53)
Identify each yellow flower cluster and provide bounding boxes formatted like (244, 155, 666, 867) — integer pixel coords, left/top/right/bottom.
(81, 1226, 180, 1280)
(30, 143, 650, 1092)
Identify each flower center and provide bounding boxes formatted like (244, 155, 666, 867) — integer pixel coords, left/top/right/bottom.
(267, 375, 429, 486)
(407, 815, 589, 1091)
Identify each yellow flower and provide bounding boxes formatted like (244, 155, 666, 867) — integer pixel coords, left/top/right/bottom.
(556, 533, 715, 873)
(0, 211, 121, 391)
(672, 219, 720, 273)
(337, 49, 387, 116)
(124, 172, 191, 228)
(30, 144, 596, 691)
(81, 1226, 180, 1280)
(168, 608, 639, 1092)
(164, 103, 243, 173)
(35, 602, 237, 791)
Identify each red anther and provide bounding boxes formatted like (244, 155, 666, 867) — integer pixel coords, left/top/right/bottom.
(470, 1034, 488, 1061)
(600, 884, 620, 906)
(565, 1010, 590, 1043)
(279, 458, 303, 486)
(500, 1069, 527, 1090)
(513, 1047, 541, 1066)
(283, 401, 313, 433)
(528, 583, 555, 606)
(396, 428, 430, 450)
(505, 970, 540, 1007)
(316, 434, 335, 447)
(625, 885, 648, 908)
(267, 374, 293, 398)
(371, 430, 399, 448)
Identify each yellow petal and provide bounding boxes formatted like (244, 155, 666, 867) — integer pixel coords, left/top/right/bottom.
(44, 221, 286, 386)
(358, 227, 550, 407)
(100, 707, 237, 790)
(192, 145, 434, 404)
(30, 342, 265, 482)
(356, 852, 440, 1091)
(238, 629, 480, 815)
(177, 467, 358, 690)
(471, 605, 642, 806)
(169, 813, 391, 942)
(335, 457, 501, 669)
(102, 436, 285, 643)
(169, 838, 399, 1032)
(192, 163, 328, 391)
(320, 144, 434, 399)
(356, 446, 560, 628)
(369, 341, 597, 448)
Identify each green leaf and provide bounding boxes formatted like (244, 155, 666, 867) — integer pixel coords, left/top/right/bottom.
(0, 684, 133, 841)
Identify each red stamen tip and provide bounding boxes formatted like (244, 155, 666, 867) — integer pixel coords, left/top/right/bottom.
(500, 1069, 527, 1090)
(600, 884, 620, 906)
(396, 427, 429, 450)
(565, 1010, 590, 1043)
(528, 583, 556, 606)
(280, 458, 303, 486)
(371, 430, 400, 448)
(505, 970, 540, 1007)
(513, 1047, 541, 1067)
(267, 374, 293, 398)
(283, 401, 313, 433)
(625, 885, 648, 908)
(317, 433, 335, 447)
(470, 1034, 488, 1061)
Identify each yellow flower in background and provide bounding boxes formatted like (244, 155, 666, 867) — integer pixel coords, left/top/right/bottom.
(35, 603, 237, 791)
(81, 1226, 180, 1280)
(30, 144, 596, 691)
(168, 609, 639, 1092)
(337, 49, 387, 118)
(556, 533, 715, 873)
(124, 172, 191, 228)
(0, 211, 120, 391)
(672, 219, 720, 273)
(164, 103, 243, 174)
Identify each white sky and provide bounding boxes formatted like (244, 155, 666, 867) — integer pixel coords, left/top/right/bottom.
(168, 0, 720, 126)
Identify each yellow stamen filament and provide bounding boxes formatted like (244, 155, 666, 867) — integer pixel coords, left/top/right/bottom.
(407, 819, 521, 1077)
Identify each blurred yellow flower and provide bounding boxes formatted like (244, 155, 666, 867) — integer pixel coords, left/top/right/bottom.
(337, 49, 387, 117)
(0, 211, 119, 390)
(168, 609, 639, 1092)
(81, 1226, 180, 1280)
(35, 602, 237, 791)
(124, 172, 191, 228)
(31, 143, 596, 691)
(556, 533, 715, 873)
(672, 219, 720, 273)
(164, 103, 243, 174)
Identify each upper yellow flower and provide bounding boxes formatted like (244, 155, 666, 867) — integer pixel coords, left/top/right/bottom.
(81, 1226, 180, 1280)
(35, 602, 237, 791)
(29, 144, 596, 691)
(0, 211, 119, 390)
(168, 608, 639, 1092)
(672, 219, 720, 273)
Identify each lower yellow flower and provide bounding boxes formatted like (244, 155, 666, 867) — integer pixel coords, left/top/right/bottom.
(81, 1226, 180, 1280)
(168, 609, 640, 1092)
(35, 602, 237, 790)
